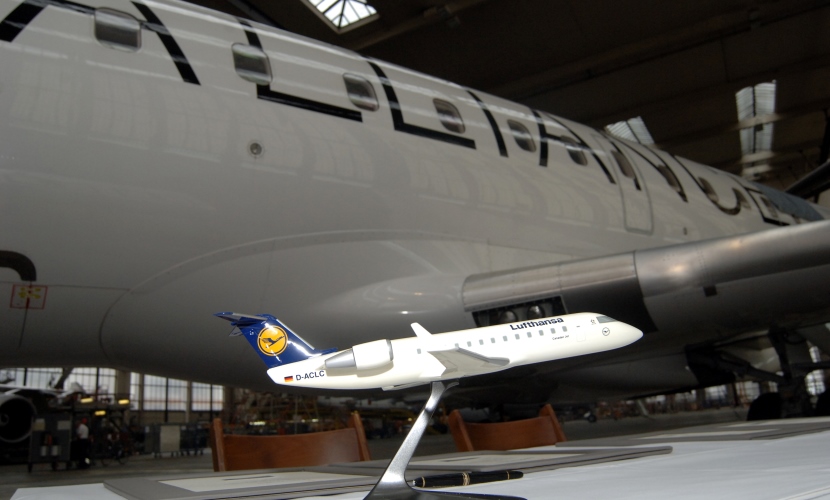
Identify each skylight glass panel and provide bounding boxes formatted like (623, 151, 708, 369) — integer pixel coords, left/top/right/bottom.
(305, 0, 378, 32)
(736, 81, 776, 157)
(604, 116, 654, 144)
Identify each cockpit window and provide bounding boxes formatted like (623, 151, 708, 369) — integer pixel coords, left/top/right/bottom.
(597, 315, 617, 323)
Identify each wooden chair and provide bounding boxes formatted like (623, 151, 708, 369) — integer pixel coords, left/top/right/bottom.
(448, 404, 566, 452)
(209, 412, 371, 471)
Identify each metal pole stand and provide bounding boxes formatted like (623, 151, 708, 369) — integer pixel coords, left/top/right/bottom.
(364, 381, 525, 500)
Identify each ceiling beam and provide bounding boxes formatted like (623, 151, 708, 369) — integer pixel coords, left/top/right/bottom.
(346, 0, 491, 51)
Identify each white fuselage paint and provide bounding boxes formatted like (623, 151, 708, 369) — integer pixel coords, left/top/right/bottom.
(0, 0, 827, 395)
(268, 314, 642, 390)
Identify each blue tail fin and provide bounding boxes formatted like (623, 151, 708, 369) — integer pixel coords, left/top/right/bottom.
(215, 312, 336, 368)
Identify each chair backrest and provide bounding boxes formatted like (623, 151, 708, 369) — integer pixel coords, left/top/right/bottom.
(210, 412, 371, 471)
(448, 404, 566, 452)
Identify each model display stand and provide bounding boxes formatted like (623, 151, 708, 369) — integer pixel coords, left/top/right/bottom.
(364, 381, 525, 500)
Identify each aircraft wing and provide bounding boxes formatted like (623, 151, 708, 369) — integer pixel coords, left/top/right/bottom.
(463, 221, 830, 346)
(429, 348, 510, 375)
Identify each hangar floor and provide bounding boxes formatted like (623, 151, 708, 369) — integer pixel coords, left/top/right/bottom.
(1, 408, 747, 500)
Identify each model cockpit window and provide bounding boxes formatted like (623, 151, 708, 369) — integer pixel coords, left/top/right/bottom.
(232, 43, 272, 86)
(597, 315, 616, 323)
(94, 9, 141, 51)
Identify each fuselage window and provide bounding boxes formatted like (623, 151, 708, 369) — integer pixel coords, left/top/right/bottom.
(434, 99, 465, 134)
(479, 339, 484, 345)
(491, 337, 496, 343)
(550, 327, 556, 334)
(94, 9, 141, 51)
(655, 165, 683, 195)
(560, 136, 588, 165)
(515, 333, 520, 340)
(503, 336, 508, 342)
(538, 330, 544, 336)
(417, 348, 422, 354)
(344, 74, 379, 111)
(508, 120, 536, 152)
(232, 43, 272, 86)
(526, 332, 532, 338)
(612, 151, 636, 179)
(597, 315, 616, 323)
(562, 326, 568, 332)
(467, 341, 472, 347)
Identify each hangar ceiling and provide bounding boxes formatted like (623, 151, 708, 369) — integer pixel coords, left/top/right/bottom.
(186, 0, 830, 190)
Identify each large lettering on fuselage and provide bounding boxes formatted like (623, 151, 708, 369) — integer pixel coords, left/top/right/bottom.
(0, 0, 808, 227)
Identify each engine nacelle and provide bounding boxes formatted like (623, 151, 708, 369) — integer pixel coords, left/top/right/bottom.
(0, 394, 37, 443)
(325, 339, 394, 371)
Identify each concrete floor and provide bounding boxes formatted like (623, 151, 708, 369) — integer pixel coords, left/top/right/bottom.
(0, 408, 747, 500)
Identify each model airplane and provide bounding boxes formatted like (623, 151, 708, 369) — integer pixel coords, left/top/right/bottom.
(216, 312, 642, 390)
(1, 0, 830, 409)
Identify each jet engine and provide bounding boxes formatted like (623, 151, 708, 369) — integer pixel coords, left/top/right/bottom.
(0, 394, 36, 443)
(325, 339, 394, 371)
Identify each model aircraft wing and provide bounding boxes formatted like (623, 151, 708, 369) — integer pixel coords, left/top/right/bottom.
(428, 347, 510, 375)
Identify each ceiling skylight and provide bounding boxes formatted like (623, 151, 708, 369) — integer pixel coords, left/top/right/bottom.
(304, 0, 378, 32)
(604, 116, 654, 145)
(736, 81, 776, 157)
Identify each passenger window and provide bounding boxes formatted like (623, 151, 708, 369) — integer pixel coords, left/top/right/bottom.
(491, 338, 496, 343)
(656, 165, 683, 194)
(232, 43, 272, 86)
(94, 9, 141, 51)
(538, 330, 544, 336)
(612, 151, 636, 178)
(467, 341, 472, 347)
(417, 348, 422, 354)
(561, 136, 587, 165)
(434, 99, 465, 133)
(515, 333, 520, 340)
(698, 177, 719, 203)
(508, 120, 536, 152)
(562, 326, 568, 332)
(479, 339, 484, 345)
(526, 332, 532, 338)
(550, 328, 556, 333)
(503, 336, 508, 342)
(344, 74, 378, 111)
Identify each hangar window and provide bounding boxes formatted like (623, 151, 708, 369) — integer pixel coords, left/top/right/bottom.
(232, 43, 272, 86)
(612, 151, 636, 179)
(561, 136, 588, 165)
(434, 99, 465, 134)
(508, 120, 536, 152)
(344, 74, 378, 111)
(94, 9, 141, 51)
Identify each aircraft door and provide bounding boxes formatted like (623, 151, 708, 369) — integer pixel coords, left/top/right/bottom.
(593, 135, 653, 234)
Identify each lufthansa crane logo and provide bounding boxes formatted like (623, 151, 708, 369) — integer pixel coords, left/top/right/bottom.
(258, 326, 288, 356)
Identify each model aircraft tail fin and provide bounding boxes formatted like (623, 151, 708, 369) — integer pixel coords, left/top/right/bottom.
(215, 312, 336, 368)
